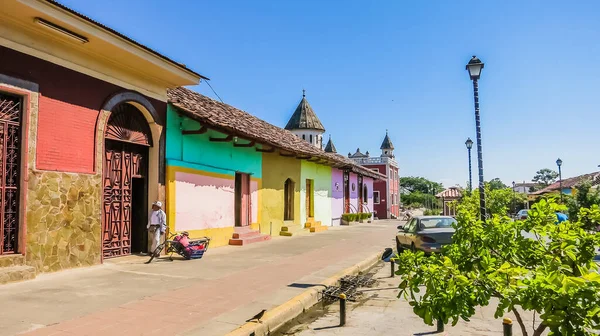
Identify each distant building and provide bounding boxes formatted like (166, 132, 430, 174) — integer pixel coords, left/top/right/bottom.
(513, 182, 537, 194)
(284, 90, 325, 149)
(349, 131, 399, 219)
(530, 171, 600, 198)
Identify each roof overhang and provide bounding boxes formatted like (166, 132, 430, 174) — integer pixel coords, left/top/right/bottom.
(0, 0, 204, 100)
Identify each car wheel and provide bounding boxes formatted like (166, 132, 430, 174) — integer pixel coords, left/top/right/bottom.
(396, 238, 403, 253)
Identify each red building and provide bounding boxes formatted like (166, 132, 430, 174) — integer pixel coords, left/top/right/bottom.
(348, 131, 399, 219)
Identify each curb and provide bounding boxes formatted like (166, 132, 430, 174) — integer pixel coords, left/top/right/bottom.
(225, 251, 383, 336)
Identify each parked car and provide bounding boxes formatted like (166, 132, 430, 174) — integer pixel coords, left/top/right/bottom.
(396, 216, 456, 254)
(515, 209, 529, 220)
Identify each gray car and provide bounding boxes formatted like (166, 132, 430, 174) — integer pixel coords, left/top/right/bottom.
(396, 216, 456, 254)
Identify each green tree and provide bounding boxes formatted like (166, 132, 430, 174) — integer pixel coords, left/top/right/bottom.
(487, 178, 507, 191)
(395, 198, 600, 335)
(399, 177, 443, 194)
(462, 186, 527, 216)
(533, 168, 559, 186)
(566, 181, 600, 230)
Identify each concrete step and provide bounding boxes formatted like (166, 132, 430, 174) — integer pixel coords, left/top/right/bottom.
(232, 231, 261, 239)
(0, 254, 25, 267)
(280, 225, 307, 237)
(0, 265, 36, 285)
(309, 225, 328, 233)
(229, 234, 271, 246)
(304, 221, 322, 229)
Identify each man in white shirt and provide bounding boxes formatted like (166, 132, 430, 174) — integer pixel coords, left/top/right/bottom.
(147, 201, 167, 256)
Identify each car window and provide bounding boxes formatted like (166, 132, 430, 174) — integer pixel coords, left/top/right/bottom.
(405, 219, 417, 232)
(420, 217, 457, 229)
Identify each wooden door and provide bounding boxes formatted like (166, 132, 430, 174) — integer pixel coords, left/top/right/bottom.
(306, 179, 313, 219)
(358, 175, 363, 212)
(343, 172, 350, 213)
(235, 173, 250, 227)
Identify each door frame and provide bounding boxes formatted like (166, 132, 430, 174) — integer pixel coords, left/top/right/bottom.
(306, 179, 314, 219)
(235, 172, 251, 227)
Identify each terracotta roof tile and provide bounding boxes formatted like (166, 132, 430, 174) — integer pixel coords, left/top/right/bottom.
(436, 187, 462, 199)
(531, 171, 600, 195)
(167, 87, 385, 180)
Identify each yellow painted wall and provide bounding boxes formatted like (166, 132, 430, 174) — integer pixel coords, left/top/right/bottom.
(260, 152, 302, 235)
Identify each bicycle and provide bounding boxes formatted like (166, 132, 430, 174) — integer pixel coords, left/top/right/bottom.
(145, 230, 210, 264)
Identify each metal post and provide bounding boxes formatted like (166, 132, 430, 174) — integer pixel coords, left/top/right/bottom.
(437, 319, 444, 332)
(339, 294, 347, 326)
(468, 147, 472, 192)
(390, 260, 395, 277)
(558, 165, 563, 203)
(472, 78, 486, 220)
(503, 317, 513, 336)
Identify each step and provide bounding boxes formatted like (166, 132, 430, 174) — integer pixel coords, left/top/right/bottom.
(280, 225, 307, 237)
(232, 231, 261, 239)
(0, 265, 36, 285)
(0, 254, 25, 268)
(304, 221, 322, 229)
(229, 234, 271, 246)
(309, 225, 328, 233)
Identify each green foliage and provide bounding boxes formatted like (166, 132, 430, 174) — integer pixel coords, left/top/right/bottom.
(423, 208, 442, 216)
(341, 213, 371, 222)
(395, 197, 600, 336)
(400, 176, 444, 194)
(461, 186, 528, 216)
(487, 178, 507, 191)
(533, 168, 559, 186)
(566, 181, 600, 230)
(401, 191, 438, 209)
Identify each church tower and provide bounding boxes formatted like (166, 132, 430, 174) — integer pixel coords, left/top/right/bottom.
(380, 130, 394, 158)
(284, 90, 325, 149)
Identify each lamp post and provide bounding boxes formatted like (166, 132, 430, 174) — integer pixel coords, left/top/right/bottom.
(465, 138, 473, 192)
(512, 181, 516, 215)
(556, 158, 563, 203)
(466, 56, 486, 220)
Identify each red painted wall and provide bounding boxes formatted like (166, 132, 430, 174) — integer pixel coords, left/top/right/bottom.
(0, 46, 166, 174)
(37, 96, 98, 173)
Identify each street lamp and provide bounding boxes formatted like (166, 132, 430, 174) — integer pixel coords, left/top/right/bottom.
(512, 181, 516, 215)
(465, 138, 473, 192)
(556, 158, 563, 202)
(466, 55, 486, 220)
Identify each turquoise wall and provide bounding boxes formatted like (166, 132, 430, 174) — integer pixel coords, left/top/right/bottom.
(166, 104, 262, 177)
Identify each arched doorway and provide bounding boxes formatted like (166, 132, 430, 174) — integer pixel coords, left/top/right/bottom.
(102, 103, 152, 259)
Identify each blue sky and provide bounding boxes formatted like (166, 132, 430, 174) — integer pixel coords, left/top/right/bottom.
(62, 0, 600, 187)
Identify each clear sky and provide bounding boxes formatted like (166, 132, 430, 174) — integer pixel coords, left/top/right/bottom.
(61, 0, 600, 187)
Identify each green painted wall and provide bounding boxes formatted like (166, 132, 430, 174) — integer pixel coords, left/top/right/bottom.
(300, 161, 332, 226)
(260, 152, 301, 235)
(166, 105, 262, 177)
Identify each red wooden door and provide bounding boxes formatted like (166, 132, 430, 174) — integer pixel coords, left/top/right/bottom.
(235, 173, 250, 227)
(343, 172, 350, 213)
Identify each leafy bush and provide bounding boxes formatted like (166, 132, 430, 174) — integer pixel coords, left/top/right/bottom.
(395, 198, 600, 336)
(423, 209, 441, 216)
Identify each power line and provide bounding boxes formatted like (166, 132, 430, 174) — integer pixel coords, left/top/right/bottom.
(204, 80, 224, 103)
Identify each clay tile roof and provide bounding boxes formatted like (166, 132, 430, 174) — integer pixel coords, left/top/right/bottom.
(45, 0, 207, 80)
(531, 171, 600, 195)
(284, 94, 325, 131)
(324, 136, 337, 153)
(436, 187, 462, 199)
(380, 131, 394, 150)
(167, 87, 386, 180)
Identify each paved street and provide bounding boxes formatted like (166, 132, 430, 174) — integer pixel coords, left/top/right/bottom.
(285, 260, 548, 336)
(0, 221, 399, 336)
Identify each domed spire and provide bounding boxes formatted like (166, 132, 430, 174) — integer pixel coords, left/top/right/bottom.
(380, 129, 394, 150)
(324, 135, 337, 153)
(284, 90, 325, 131)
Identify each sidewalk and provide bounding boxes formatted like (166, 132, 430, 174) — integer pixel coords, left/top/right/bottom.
(287, 260, 548, 336)
(0, 221, 399, 336)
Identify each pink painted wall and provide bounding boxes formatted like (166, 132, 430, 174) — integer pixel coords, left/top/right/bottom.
(331, 169, 344, 226)
(174, 171, 257, 231)
(364, 177, 374, 216)
(350, 173, 358, 213)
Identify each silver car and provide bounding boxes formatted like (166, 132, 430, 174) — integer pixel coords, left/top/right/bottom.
(396, 216, 456, 254)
